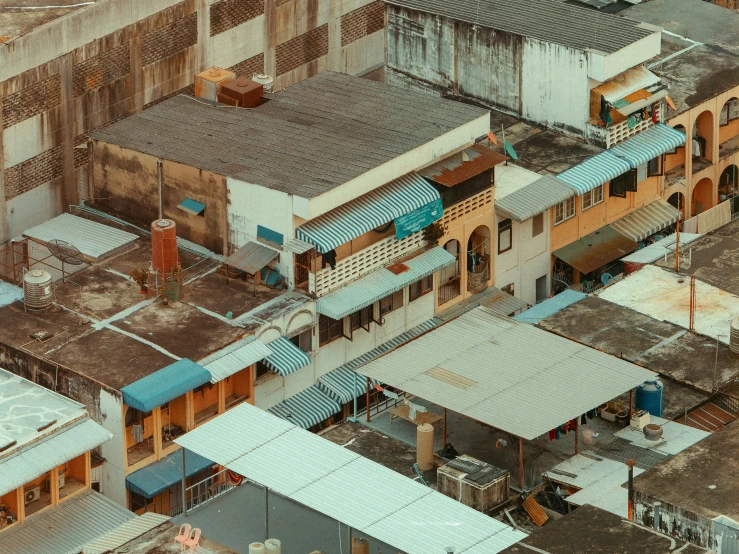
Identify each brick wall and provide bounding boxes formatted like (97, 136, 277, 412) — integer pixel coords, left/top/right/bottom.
(1, 74, 61, 129)
(228, 53, 264, 76)
(141, 12, 198, 66)
(210, 0, 263, 36)
(276, 24, 328, 76)
(4, 146, 63, 200)
(341, 2, 384, 47)
(72, 43, 131, 97)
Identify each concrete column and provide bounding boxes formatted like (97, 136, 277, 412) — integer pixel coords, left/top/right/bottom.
(58, 53, 77, 209)
(129, 35, 144, 114)
(264, 0, 277, 78)
(196, 0, 213, 71)
(327, 0, 342, 72)
(0, 92, 8, 246)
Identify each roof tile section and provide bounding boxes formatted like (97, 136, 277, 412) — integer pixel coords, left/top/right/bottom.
(91, 72, 488, 199)
(385, 0, 655, 54)
(418, 144, 507, 186)
(495, 174, 575, 222)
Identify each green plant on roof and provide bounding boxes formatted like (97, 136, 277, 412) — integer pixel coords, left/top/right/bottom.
(423, 220, 447, 246)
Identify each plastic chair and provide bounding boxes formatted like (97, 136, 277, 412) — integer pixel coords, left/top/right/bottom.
(601, 273, 614, 287)
(174, 523, 191, 551)
(184, 528, 202, 553)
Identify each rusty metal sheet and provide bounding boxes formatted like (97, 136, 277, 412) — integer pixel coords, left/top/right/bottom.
(223, 241, 278, 275)
(418, 144, 507, 187)
(522, 494, 549, 527)
(553, 225, 638, 275)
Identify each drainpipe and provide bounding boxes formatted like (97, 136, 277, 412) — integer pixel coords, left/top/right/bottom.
(654, 501, 661, 530)
(627, 459, 636, 521)
(157, 159, 163, 220)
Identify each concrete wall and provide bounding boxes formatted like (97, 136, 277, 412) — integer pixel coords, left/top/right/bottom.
(635, 493, 716, 551)
(0, 0, 385, 247)
(99, 389, 127, 506)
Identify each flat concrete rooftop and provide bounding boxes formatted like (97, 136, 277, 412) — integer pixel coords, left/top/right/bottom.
(0, 0, 101, 42)
(108, 522, 238, 554)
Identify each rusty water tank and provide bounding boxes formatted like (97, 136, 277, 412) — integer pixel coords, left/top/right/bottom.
(220, 76, 263, 108)
(151, 219, 178, 273)
(194, 67, 235, 101)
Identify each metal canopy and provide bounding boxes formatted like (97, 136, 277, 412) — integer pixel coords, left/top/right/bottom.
(495, 174, 576, 222)
(267, 385, 342, 428)
(222, 241, 278, 275)
(203, 337, 272, 384)
(125, 448, 214, 499)
(358, 306, 656, 441)
(121, 359, 211, 413)
(176, 402, 526, 554)
(263, 336, 311, 376)
(295, 173, 440, 253)
(608, 199, 680, 243)
(609, 123, 687, 167)
(557, 151, 632, 195)
(177, 197, 206, 216)
(553, 225, 638, 275)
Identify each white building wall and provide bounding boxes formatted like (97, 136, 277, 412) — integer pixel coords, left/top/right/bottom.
(98, 389, 127, 507)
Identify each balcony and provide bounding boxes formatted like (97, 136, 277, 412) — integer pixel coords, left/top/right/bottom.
(665, 164, 686, 187)
(587, 103, 663, 149)
(720, 135, 739, 161)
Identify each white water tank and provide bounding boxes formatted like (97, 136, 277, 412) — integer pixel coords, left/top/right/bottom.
(730, 318, 739, 355)
(265, 538, 281, 553)
(23, 269, 53, 310)
(251, 73, 274, 93)
(249, 543, 265, 554)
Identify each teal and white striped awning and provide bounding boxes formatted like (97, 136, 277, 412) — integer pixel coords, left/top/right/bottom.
(267, 385, 341, 429)
(295, 173, 440, 253)
(316, 319, 439, 403)
(609, 123, 687, 168)
(557, 151, 632, 195)
(263, 337, 311, 376)
(317, 246, 455, 320)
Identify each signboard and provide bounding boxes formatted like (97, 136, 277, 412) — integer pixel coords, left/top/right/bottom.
(394, 198, 443, 240)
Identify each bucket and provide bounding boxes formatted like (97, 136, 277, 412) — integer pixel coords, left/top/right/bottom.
(582, 429, 594, 445)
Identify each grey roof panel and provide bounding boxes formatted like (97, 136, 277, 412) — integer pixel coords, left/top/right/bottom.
(495, 174, 576, 222)
(385, 0, 656, 54)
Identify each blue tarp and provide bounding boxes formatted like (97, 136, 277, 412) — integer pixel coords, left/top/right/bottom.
(121, 359, 211, 413)
(126, 448, 214, 498)
(513, 290, 587, 324)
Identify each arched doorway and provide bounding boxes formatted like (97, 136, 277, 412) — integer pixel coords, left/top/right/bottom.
(664, 124, 687, 185)
(467, 226, 490, 293)
(719, 165, 739, 219)
(692, 111, 714, 168)
(668, 192, 686, 220)
(692, 178, 713, 215)
(438, 239, 461, 305)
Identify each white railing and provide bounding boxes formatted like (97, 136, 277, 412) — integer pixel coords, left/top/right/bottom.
(314, 231, 426, 296)
(587, 103, 663, 149)
(442, 188, 493, 227)
(166, 468, 235, 516)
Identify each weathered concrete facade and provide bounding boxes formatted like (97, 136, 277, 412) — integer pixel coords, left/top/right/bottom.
(0, 0, 385, 247)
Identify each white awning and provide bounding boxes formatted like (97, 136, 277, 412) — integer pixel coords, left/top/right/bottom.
(202, 337, 272, 383)
(358, 306, 656, 441)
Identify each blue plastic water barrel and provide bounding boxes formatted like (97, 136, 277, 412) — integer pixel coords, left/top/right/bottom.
(635, 379, 664, 417)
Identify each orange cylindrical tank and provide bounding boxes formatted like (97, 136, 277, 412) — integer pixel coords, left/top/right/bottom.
(151, 219, 179, 273)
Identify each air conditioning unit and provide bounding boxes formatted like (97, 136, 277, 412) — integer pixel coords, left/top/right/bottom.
(25, 486, 41, 505)
(43, 473, 65, 493)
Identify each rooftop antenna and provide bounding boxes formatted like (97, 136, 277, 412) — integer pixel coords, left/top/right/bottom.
(47, 239, 84, 289)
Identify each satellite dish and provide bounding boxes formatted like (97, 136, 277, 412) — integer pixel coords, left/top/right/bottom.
(47, 240, 84, 266)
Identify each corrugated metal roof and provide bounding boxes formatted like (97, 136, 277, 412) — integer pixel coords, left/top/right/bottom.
(553, 225, 638, 274)
(557, 151, 633, 195)
(82, 513, 170, 554)
(296, 173, 440, 253)
(358, 306, 656, 440)
(203, 337, 272, 384)
(317, 246, 455, 319)
(514, 290, 587, 324)
(125, 448, 215, 498)
(418, 144, 507, 186)
(222, 241, 278, 274)
(0, 489, 135, 554)
(593, 66, 662, 103)
(620, 232, 703, 264)
(609, 124, 687, 167)
(267, 385, 342, 428)
(437, 286, 528, 321)
(386, 0, 655, 54)
(23, 213, 137, 260)
(176, 402, 527, 554)
(263, 336, 312, 376)
(495, 174, 575, 222)
(0, 418, 112, 497)
(609, 200, 680, 243)
(121, 359, 211, 413)
(282, 237, 314, 254)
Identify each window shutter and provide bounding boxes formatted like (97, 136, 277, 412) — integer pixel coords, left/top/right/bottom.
(532, 213, 544, 237)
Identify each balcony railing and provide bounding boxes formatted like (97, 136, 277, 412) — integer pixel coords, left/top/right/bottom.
(442, 188, 493, 227)
(166, 467, 235, 517)
(587, 103, 663, 149)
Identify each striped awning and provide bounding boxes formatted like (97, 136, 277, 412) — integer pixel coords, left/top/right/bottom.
(609, 123, 687, 168)
(267, 385, 342, 429)
(295, 173, 440, 253)
(316, 319, 439, 403)
(263, 337, 311, 376)
(317, 246, 455, 320)
(609, 200, 680, 242)
(557, 151, 632, 195)
(203, 338, 272, 384)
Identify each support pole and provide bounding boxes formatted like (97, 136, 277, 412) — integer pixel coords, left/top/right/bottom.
(366, 377, 371, 423)
(518, 436, 524, 490)
(181, 447, 187, 516)
(575, 416, 579, 455)
(443, 408, 447, 448)
(157, 159, 163, 221)
(675, 208, 680, 272)
(265, 486, 270, 538)
(350, 370, 358, 422)
(627, 459, 636, 521)
(689, 276, 696, 331)
(629, 388, 635, 419)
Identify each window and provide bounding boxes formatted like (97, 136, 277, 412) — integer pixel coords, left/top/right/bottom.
(647, 156, 663, 177)
(535, 275, 547, 303)
(497, 218, 512, 254)
(532, 213, 544, 237)
(289, 328, 312, 353)
(380, 290, 404, 315)
(318, 314, 343, 346)
(125, 407, 144, 427)
(256, 361, 273, 379)
(554, 197, 576, 225)
(610, 170, 636, 198)
(129, 491, 148, 512)
(409, 276, 433, 302)
(350, 306, 372, 333)
(581, 185, 604, 211)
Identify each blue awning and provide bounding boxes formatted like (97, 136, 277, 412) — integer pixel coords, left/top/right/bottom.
(316, 319, 438, 403)
(513, 290, 587, 324)
(125, 448, 215, 499)
(178, 198, 206, 216)
(263, 337, 311, 376)
(295, 173, 440, 253)
(267, 385, 341, 429)
(121, 359, 211, 413)
(317, 246, 455, 320)
(557, 151, 632, 195)
(609, 123, 687, 167)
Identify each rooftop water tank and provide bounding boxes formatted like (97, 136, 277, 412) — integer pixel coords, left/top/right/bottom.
(249, 543, 265, 554)
(635, 379, 664, 418)
(151, 219, 178, 273)
(265, 538, 281, 554)
(730, 318, 739, 355)
(23, 269, 53, 310)
(251, 73, 274, 93)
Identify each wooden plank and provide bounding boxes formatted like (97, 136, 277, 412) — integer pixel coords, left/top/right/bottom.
(522, 494, 549, 527)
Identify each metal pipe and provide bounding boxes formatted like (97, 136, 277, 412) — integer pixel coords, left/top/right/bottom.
(519, 436, 524, 490)
(265, 486, 269, 539)
(575, 416, 579, 455)
(157, 159, 163, 220)
(654, 501, 661, 530)
(181, 448, 187, 516)
(627, 459, 636, 521)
